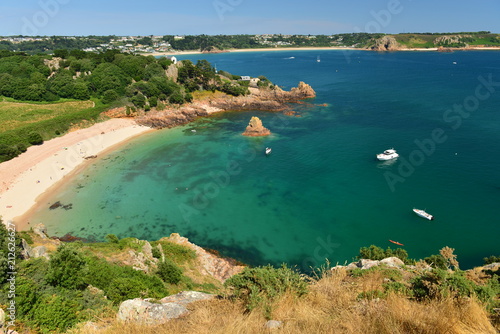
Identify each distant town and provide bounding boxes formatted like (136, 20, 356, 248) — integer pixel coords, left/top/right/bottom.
(0, 32, 499, 54)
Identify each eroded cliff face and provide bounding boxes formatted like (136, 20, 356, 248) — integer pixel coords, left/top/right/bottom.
(372, 36, 404, 51)
(242, 116, 271, 137)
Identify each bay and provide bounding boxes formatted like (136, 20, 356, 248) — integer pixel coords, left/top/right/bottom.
(26, 50, 500, 270)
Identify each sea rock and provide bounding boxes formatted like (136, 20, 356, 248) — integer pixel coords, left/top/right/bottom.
(160, 291, 214, 305)
(117, 298, 188, 325)
(242, 116, 271, 137)
(289, 82, 316, 100)
(265, 320, 283, 329)
(33, 223, 48, 239)
(379, 257, 405, 268)
(372, 36, 403, 51)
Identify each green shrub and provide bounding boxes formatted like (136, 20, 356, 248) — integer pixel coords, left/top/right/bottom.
(85, 256, 167, 304)
(105, 234, 119, 244)
(27, 132, 43, 145)
(168, 91, 184, 104)
(483, 255, 500, 265)
(45, 244, 88, 290)
(31, 293, 82, 333)
(424, 254, 448, 269)
(224, 264, 308, 317)
(156, 259, 183, 284)
(357, 245, 413, 264)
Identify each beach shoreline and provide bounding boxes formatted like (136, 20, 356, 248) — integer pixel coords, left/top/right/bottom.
(150, 45, 500, 56)
(0, 118, 152, 228)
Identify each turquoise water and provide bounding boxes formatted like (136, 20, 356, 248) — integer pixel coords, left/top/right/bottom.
(26, 50, 500, 270)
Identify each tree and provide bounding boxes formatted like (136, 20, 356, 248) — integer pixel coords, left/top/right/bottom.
(102, 89, 119, 104)
(169, 91, 184, 104)
(130, 92, 146, 108)
(45, 244, 88, 290)
(72, 81, 90, 100)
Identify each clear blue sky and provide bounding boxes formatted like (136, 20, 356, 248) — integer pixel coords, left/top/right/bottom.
(1, 0, 499, 36)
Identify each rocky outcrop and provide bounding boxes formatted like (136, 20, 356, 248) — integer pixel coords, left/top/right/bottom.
(372, 36, 403, 51)
(33, 223, 48, 239)
(332, 256, 406, 271)
(117, 291, 214, 325)
(165, 62, 180, 82)
(136, 82, 316, 130)
(120, 240, 158, 273)
(165, 233, 245, 282)
(242, 116, 271, 137)
(434, 35, 471, 47)
(117, 298, 188, 325)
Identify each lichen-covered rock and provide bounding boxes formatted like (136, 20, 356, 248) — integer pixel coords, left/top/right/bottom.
(242, 116, 271, 137)
(359, 259, 380, 270)
(379, 257, 405, 268)
(117, 299, 188, 325)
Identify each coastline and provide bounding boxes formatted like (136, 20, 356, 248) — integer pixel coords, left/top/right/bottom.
(150, 45, 500, 57)
(0, 118, 152, 227)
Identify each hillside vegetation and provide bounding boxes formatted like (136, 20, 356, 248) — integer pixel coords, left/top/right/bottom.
(0, 221, 498, 333)
(0, 50, 253, 162)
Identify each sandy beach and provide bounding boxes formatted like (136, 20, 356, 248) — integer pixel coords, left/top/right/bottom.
(151, 46, 359, 56)
(0, 118, 152, 226)
(151, 45, 500, 57)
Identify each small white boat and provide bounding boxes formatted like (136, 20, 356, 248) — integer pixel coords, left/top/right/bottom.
(413, 208, 434, 220)
(317, 56, 321, 63)
(265, 147, 272, 155)
(376, 148, 399, 161)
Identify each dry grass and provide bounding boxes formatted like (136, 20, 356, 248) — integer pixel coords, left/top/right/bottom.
(75, 268, 496, 334)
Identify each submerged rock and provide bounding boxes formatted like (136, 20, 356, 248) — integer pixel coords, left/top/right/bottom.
(242, 116, 271, 137)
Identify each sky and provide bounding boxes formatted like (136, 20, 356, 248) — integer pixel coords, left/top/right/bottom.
(0, 0, 499, 36)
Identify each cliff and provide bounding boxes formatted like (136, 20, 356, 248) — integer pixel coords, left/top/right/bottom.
(371, 35, 404, 51)
(242, 116, 271, 137)
(135, 82, 316, 129)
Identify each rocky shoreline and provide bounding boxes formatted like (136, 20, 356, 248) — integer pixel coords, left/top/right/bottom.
(132, 82, 316, 129)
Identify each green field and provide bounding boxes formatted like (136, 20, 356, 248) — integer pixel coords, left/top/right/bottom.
(0, 98, 107, 162)
(0, 99, 94, 133)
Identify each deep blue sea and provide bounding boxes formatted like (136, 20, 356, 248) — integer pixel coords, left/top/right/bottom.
(26, 50, 500, 270)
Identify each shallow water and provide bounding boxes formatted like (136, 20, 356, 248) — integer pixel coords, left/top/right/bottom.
(26, 50, 500, 270)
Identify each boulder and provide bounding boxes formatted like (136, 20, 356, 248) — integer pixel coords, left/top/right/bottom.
(359, 259, 380, 270)
(117, 299, 188, 325)
(242, 116, 271, 137)
(380, 257, 405, 268)
(160, 291, 214, 305)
